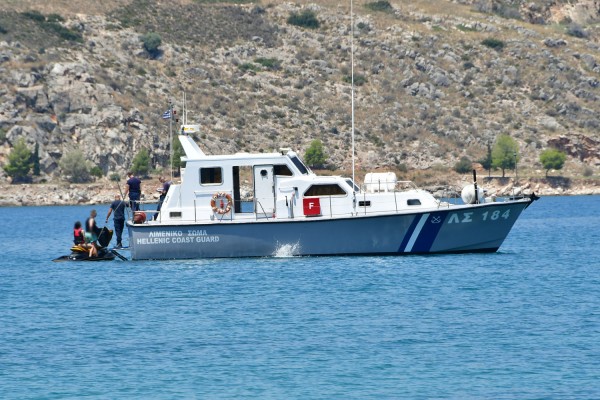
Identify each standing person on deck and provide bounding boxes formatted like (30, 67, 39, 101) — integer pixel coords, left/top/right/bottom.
(154, 176, 171, 220)
(124, 171, 142, 211)
(106, 194, 126, 248)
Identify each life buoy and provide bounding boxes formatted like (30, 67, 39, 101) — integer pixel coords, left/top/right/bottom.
(210, 192, 233, 214)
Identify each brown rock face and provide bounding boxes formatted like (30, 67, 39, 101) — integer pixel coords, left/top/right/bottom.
(547, 134, 600, 163)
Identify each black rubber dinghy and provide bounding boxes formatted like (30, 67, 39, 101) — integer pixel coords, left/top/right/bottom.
(53, 227, 121, 262)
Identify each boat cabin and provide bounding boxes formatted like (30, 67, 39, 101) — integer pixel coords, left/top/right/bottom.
(150, 130, 439, 224)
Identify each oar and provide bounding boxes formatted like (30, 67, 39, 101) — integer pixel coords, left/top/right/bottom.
(111, 249, 128, 261)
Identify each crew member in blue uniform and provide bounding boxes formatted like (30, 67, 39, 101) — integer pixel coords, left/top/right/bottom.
(106, 194, 126, 248)
(125, 171, 142, 211)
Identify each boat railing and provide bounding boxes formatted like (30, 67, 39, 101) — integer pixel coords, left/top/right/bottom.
(255, 200, 271, 221)
(125, 199, 160, 222)
(360, 179, 419, 194)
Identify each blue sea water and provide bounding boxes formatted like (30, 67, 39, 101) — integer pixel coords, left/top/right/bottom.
(1, 196, 599, 399)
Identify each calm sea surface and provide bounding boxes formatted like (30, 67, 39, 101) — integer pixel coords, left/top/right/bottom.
(1, 196, 599, 399)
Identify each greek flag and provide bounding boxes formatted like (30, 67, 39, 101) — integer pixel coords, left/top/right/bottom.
(162, 110, 172, 119)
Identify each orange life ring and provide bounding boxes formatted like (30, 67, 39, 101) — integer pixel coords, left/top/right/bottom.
(210, 192, 233, 214)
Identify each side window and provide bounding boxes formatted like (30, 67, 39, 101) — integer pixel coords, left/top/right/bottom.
(407, 199, 421, 206)
(200, 167, 223, 185)
(290, 156, 309, 175)
(274, 164, 293, 176)
(304, 184, 347, 197)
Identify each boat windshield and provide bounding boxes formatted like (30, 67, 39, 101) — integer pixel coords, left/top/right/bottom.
(289, 155, 310, 175)
(346, 179, 360, 192)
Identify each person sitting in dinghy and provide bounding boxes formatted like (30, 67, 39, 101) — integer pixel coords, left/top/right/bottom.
(73, 220, 96, 257)
(73, 221, 85, 245)
(84, 210, 102, 258)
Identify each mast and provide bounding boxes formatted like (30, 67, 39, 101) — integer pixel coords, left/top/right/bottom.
(351, 0, 356, 187)
(169, 101, 173, 182)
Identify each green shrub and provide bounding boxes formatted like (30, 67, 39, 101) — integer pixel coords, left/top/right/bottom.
(131, 148, 151, 177)
(539, 148, 566, 177)
(492, 134, 518, 177)
(140, 32, 162, 58)
(90, 165, 104, 179)
(482, 38, 505, 50)
(304, 139, 327, 168)
(60, 149, 91, 183)
(21, 10, 82, 42)
(4, 138, 33, 183)
(239, 62, 260, 72)
(365, 1, 393, 13)
(454, 156, 472, 174)
(287, 10, 320, 29)
(45, 22, 83, 42)
(22, 10, 46, 22)
(254, 57, 282, 71)
(46, 13, 65, 23)
(343, 74, 367, 86)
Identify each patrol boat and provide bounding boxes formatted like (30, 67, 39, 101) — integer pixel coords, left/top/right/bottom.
(125, 125, 537, 260)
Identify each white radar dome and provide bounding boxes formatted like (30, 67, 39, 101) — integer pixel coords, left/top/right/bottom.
(461, 184, 485, 204)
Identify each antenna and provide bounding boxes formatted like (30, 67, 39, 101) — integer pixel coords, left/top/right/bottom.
(351, 0, 356, 191)
(183, 91, 187, 125)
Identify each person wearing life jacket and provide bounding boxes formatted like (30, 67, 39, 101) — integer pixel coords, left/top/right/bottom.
(73, 221, 85, 245)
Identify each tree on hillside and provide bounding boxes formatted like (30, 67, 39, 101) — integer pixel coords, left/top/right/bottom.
(31, 142, 40, 176)
(60, 149, 91, 183)
(172, 137, 185, 176)
(540, 148, 566, 177)
(304, 139, 327, 169)
(479, 141, 493, 177)
(4, 137, 33, 183)
(131, 148, 151, 177)
(492, 134, 518, 177)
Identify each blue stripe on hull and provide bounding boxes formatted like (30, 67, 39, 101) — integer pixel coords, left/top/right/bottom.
(410, 211, 450, 253)
(397, 215, 421, 252)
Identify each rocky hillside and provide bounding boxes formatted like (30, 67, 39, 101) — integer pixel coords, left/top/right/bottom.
(0, 0, 599, 186)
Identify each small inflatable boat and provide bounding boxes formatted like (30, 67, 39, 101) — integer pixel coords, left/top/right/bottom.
(53, 245, 117, 262)
(53, 227, 123, 262)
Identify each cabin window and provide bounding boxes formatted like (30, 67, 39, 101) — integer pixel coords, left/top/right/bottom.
(289, 156, 309, 175)
(346, 179, 360, 192)
(359, 200, 371, 207)
(200, 167, 223, 185)
(274, 164, 293, 176)
(170, 211, 182, 218)
(304, 184, 347, 197)
(407, 199, 421, 206)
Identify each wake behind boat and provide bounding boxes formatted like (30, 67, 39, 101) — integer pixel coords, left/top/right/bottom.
(126, 125, 537, 260)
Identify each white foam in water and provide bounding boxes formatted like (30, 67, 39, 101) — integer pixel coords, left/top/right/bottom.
(272, 242, 300, 257)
